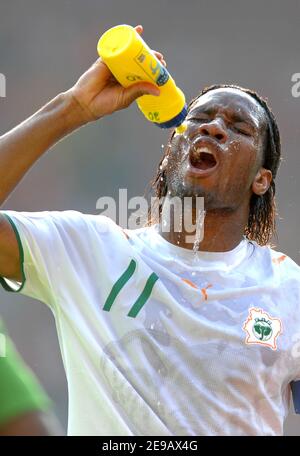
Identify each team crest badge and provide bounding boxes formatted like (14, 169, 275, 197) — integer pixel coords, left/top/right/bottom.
(242, 308, 282, 350)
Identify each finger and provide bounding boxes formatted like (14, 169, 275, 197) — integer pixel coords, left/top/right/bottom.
(93, 58, 111, 75)
(134, 29, 167, 67)
(124, 82, 160, 106)
(153, 51, 167, 67)
(134, 25, 143, 35)
(153, 51, 164, 59)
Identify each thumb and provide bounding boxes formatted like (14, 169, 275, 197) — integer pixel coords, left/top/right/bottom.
(123, 82, 160, 105)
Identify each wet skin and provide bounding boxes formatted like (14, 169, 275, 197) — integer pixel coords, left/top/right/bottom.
(159, 88, 273, 252)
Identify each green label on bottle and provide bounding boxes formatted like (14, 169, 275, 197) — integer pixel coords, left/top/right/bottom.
(134, 46, 169, 87)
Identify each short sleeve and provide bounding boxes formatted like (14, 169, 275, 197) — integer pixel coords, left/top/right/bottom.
(0, 210, 109, 310)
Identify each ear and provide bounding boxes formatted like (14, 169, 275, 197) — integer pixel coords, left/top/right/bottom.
(252, 167, 273, 196)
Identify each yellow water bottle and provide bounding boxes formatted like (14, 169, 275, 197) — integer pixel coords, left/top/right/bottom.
(97, 24, 187, 129)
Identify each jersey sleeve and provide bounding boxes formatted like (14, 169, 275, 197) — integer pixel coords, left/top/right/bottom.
(0, 210, 110, 310)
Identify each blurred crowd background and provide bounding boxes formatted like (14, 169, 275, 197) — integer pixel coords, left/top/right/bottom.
(0, 0, 299, 435)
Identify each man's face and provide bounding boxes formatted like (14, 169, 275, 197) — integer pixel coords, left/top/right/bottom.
(165, 88, 268, 211)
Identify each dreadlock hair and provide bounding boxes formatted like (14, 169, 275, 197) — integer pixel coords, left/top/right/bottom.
(145, 84, 281, 246)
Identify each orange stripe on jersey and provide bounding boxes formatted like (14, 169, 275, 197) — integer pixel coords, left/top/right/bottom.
(272, 255, 286, 265)
(201, 284, 213, 301)
(182, 278, 198, 289)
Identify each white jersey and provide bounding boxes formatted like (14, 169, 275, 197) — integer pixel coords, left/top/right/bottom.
(1, 209, 300, 436)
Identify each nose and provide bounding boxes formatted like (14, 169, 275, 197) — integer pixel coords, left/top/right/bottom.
(198, 118, 228, 143)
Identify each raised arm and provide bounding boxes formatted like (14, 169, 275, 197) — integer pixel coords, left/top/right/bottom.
(0, 24, 163, 281)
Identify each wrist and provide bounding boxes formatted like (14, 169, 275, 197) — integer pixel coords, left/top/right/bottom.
(56, 90, 96, 132)
(65, 88, 98, 125)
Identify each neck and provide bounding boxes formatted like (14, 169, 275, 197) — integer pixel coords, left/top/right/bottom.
(158, 198, 249, 252)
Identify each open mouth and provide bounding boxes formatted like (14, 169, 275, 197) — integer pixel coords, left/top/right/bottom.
(189, 146, 217, 170)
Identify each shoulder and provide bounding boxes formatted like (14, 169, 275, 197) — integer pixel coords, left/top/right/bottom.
(48, 211, 132, 247)
(3, 209, 118, 232)
(250, 240, 300, 280)
(0, 209, 130, 248)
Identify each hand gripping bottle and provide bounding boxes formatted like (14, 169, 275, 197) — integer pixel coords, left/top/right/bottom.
(97, 24, 188, 130)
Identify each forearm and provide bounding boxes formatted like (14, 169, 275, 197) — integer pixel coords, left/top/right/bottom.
(0, 91, 89, 206)
(0, 26, 163, 208)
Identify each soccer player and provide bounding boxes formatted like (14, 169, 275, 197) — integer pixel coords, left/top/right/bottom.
(0, 24, 299, 435)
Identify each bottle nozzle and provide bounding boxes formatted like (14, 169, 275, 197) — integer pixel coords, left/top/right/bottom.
(175, 121, 187, 135)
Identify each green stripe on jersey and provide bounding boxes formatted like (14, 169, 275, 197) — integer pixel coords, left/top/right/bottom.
(103, 259, 137, 312)
(127, 272, 159, 318)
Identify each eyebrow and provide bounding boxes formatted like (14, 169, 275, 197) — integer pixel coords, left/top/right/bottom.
(188, 105, 258, 129)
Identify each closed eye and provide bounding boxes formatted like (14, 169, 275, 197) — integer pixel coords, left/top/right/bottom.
(187, 117, 210, 123)
(188, 117, 253, 136)
(234, 125, 252, 136)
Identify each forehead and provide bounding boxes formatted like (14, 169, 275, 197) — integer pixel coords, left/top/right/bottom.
(189, 88, 266, 127)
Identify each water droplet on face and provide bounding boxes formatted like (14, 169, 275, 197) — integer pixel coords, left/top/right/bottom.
(162, 157, 168, 168)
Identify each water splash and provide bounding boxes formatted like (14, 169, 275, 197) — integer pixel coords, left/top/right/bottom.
(193, 208, 206, 254)
(173, 125, 191, 149)
(173, 127, 203, 162)
(160, 157, 168, 171)
(172, 127, 207, 254)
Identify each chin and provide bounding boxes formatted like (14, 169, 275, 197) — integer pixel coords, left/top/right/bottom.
(168, 177, 208, 198)
(171, 184, 231, 212)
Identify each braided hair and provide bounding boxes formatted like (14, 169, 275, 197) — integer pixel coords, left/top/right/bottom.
(146, 84, 281, 246)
